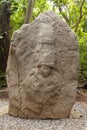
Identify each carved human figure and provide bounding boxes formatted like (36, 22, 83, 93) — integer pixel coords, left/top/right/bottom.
(20, 23, 63, 116)
(21, 51, 62, 116)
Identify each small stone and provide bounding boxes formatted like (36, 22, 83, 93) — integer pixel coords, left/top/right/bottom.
(0, 106, 8, 116)
(70, 110, 83, 119)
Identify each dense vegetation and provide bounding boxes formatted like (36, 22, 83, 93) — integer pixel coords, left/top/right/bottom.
(0, 0, 87, 87)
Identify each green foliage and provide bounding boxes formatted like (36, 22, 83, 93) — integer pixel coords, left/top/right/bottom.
(10, 0, 26, 35)
(83, 19, 87, 33)
(32, 0, 51, 20)
(78, 32, 87, 82)
(0, 71, 6, 88)
(10, 0, 52, 30)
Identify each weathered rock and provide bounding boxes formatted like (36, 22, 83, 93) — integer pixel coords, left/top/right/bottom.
(6, 11, 79, 119)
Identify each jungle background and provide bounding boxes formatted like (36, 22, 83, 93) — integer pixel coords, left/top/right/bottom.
(0, 0, 87, 88)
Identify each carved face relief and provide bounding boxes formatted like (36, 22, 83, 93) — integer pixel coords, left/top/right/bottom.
(38, 65, 52, 77)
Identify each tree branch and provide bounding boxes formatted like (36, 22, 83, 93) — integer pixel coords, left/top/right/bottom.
(24, 0, 35, 24)
(59, 6, 70, 24)
(71, 13, 86, 29)
(74, 0, 85, 32)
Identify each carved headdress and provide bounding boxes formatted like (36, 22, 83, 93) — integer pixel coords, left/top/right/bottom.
(37, 23, 56, 67)
(37, 23, 55, 44)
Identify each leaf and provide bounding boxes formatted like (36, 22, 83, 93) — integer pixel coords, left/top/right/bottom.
(0, 35, 3, 39)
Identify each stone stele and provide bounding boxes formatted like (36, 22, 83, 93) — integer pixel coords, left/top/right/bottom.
(6, 11, 79, 119)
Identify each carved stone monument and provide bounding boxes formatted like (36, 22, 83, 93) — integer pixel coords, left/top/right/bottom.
(6, 11, 79, 118)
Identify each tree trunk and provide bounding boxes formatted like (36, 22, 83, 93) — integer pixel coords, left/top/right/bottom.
(24, 0, 35, 24)
(0, 1, 11, 72)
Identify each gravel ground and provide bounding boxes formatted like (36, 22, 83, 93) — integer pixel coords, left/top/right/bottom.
(0, 101, 87, 130)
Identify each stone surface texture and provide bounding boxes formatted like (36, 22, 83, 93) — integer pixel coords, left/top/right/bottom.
(0, 101, 87, 130)
(6, 11, 79, 119)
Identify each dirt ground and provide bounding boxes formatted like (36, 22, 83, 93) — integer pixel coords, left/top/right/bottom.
(0, 87, 8, 100)
(76, 88, 87, 104)
(0, 87, 87, 104)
